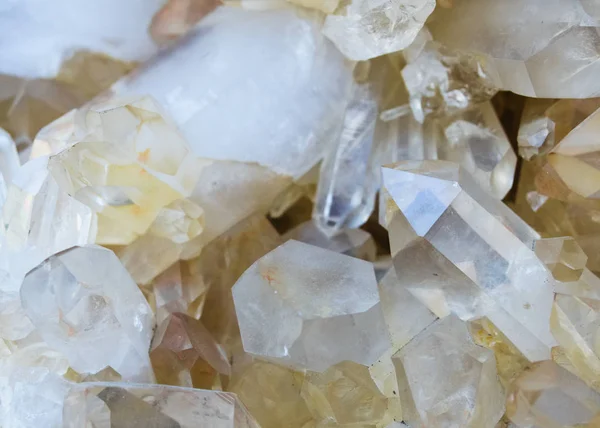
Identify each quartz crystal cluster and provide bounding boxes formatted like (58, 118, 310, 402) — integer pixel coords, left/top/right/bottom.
(3, 1, 600, 427)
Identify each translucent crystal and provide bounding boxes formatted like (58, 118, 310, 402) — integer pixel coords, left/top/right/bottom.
(64, 382, 259, 427)
(151, 312, 230, 389)
(392, 315, 504, 427)
(470, 318, 531, 388)
(322, 0, 436, 61)
(115, 6, 353, 179)
(112, 234, 182, 285)
(20, 245, 154, 381)
(0, 127, 19, 187)
(378, 268, 436, 350)
(313, 82, 379, 233)
(229, 359, 313, 428)
(198, 215, 282, 357)
(428, 0, 600, 98)
(233, 240, 390, 371)
(0, 368, 69, 428)
(506, 361, 600, 427)
(283, 220, 376, 261)
(381, 160, 555, 361)
(437, 102, 517, 199)
(401, 40, 499, 122)
(539, 105, 600, 201)
(301, 361, 390, 427)
(517, 99, 557, 160)
(182, 160, 290, 260)
(47, 96, 204, 245)
(2, 157, 96, 277)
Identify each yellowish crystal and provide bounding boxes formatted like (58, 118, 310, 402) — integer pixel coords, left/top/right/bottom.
(47, 96, 205, 245)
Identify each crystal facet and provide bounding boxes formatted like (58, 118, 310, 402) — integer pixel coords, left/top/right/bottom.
(393, 315, 505, 428)
(233, 240, 390, 371)
(20, 245, 154, 381)
(381, 160, 555, 361)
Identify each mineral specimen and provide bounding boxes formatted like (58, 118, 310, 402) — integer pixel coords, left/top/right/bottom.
(393, 315, 505, 427)
(115, 6, 353, 179)
(47, 96, 204, 246)
(229, 359, 312, 428)
(428, 0, 600, 98)
(63, 382, 259, 427)
(381, 160, 555, 361)
(150, 312, 230, 389)
(322, 0, 436, 61)
(401, 38, 499, 122)
(20, 245, 154, 381)
(232, 240, 390, 371)
(506, 361, 600, 427)
(301, 361, 390, 427)
(313, 82, 380, 233)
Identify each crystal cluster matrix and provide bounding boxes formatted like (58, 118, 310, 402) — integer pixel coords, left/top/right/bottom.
(4, 1, 600, 428)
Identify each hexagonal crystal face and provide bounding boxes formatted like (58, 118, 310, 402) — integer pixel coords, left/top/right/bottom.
(232, 240, 390, 372)
(20, 245, 154, 381)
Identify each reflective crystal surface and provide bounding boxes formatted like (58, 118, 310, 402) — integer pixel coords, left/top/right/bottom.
(506, 361, 600, 427)
(64, 382, 259, 428)
(233, 240, 390, 371)
(323, 0, 436, 61)
(393, 315, 504, 427)
(313, 82, 379, 233)
(381, 160, 555, 361)
(20, 245, 154, 381)
(428, 0, 600, 98)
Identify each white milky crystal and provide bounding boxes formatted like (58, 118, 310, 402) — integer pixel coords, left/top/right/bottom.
(393, 315, 505, 427)
(0, 0, 163, 79)
(381, 160, 555, 361)
(114, 6, 353, 179)
(64, 382, 259, 428)
(232, 240, 390, 372)
(20, 245, 154, 381)
(0, 127, 19, 188)
(323, 0, 436, 61)
(0, 367, 68, 428)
